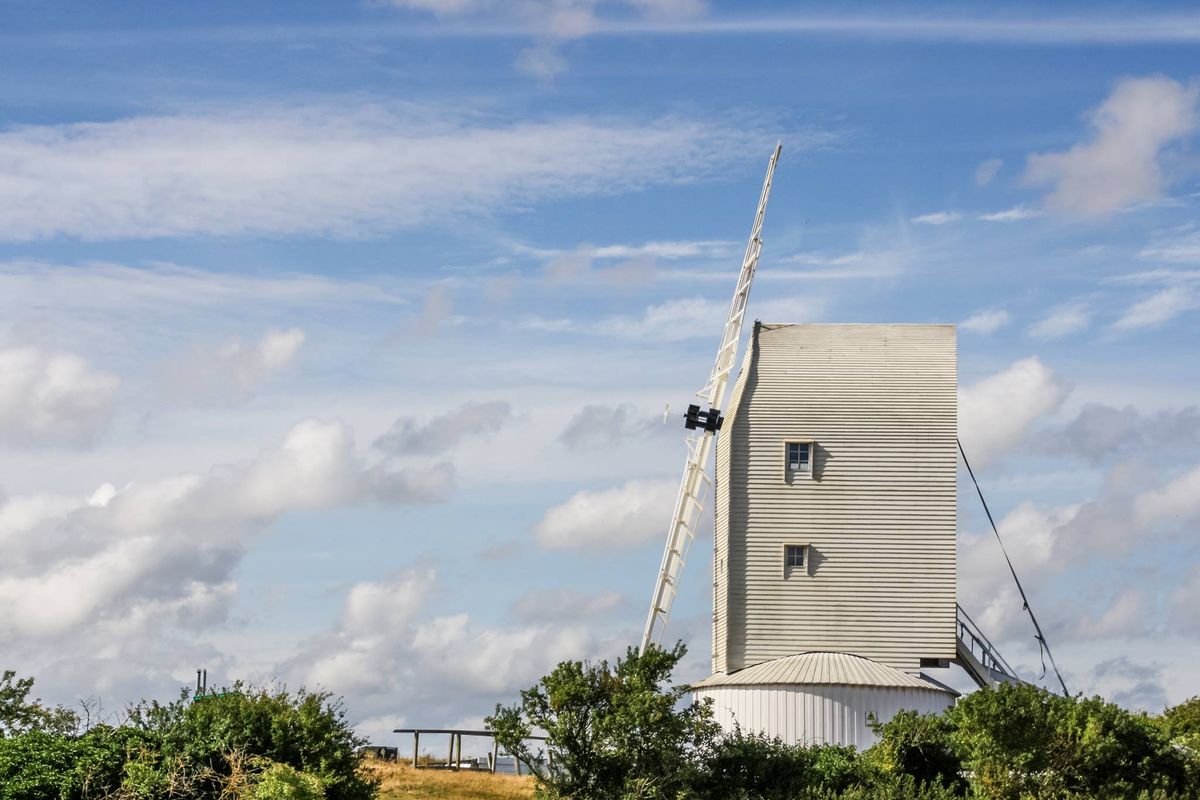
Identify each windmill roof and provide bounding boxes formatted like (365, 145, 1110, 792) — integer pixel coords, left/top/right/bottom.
(689, 651, 957, 694)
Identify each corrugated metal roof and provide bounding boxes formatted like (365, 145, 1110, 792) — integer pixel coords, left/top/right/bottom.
(691, 651, 955, 693)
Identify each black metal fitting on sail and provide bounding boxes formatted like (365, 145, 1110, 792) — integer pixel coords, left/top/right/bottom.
(684, 404, 723, 432)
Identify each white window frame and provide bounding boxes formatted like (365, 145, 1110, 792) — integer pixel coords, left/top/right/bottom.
(783, 440, 814, 480)
(782, 543, 809, 578)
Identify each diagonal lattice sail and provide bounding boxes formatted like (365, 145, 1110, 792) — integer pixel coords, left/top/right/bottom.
(641, 144, 782, 653)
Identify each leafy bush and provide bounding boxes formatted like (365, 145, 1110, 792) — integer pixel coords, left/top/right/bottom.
(127, 682, 374, 800)
(866, 710, 962, 791)
(946, 682, 1187, 799)
(694, 729, 886, 799)
(486, 642, 719, 799)
(0, 669, 372, 800)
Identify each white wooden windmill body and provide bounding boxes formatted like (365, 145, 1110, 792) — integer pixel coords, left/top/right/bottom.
(691, 322, 960, 748)
(641, 147, 1020, 750)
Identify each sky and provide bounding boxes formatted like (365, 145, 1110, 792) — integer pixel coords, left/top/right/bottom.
(2, 0, 1200, 745)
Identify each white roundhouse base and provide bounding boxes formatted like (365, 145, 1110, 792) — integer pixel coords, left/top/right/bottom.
(693, 682, 955, 750)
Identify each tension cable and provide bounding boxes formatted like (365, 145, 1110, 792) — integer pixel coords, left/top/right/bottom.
(958, 439, 1070, 697)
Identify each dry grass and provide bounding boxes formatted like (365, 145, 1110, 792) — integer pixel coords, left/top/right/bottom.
(366, 759, 535, 800)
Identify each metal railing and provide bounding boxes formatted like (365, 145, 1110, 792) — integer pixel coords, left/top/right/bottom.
(956, 603, 1020, 681)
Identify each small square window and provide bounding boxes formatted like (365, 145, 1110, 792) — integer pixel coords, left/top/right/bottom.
(784, 544, 806, 568)
(786, 442, 811, 473)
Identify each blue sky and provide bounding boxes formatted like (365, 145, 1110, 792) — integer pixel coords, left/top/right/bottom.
(2, 0, 1199, 742)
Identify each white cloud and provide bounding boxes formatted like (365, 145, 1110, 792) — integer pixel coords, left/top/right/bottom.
(1133, 463, 1200, 528)
(1110, 286, 1198, 331)
(515, 42, 569, 79)
(1039, 403, 1200, 463)
(559, 403, 662, 449)
(1139, 227, 1200, 263)
(1028, 302, 1090, 339)
(910, 211, 962, 225)
(0, 106, 776, 241)
(0, 418, 453, 640)
(510, 588, 626, 622)
(1024, 75, 1199, 216)
(374, 401, 513, 455)
(0, 346, 119, 448)
(1170, 569, 1200, 634)
(974, 158, 1002, 186)
(163, 328, 305, 404)
(534, 477, 676, 549)
(591, 295, 823, 341)
(977, 206, 1043, 222)
(960, 309, 1010, 334)
(959, 357, 1069, 466)
(287, 570, 600, 725)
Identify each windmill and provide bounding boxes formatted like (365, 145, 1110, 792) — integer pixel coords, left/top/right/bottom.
(640, 146, 1048, 748)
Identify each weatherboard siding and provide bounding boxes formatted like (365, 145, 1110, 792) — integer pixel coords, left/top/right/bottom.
(713, 323, 958, 674)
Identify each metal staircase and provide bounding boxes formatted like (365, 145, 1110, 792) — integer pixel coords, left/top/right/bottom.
(954, 604, 1022, 689)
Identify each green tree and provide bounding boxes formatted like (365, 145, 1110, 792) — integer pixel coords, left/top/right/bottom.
(947, 682, 1187, 799)
(0, 670, 77, 738)
(866, 710, 962, 792)
(486, 642, 719, 800)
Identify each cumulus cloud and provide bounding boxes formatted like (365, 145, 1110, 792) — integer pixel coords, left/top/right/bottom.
(959, 357, 1069, 466)
(0, 106, 775, 241)
(1111, 286, 1198, 331)
(1133, 463, 1200, 528)
(375, 401, 513, 456)
(286, 570, 599, 728)
(0, 419, 453, 640)
(1024, 75, 1199, 216)
(1092, 657, 1168, 710)
(1038, 403, 1200, 463)
(534, 477, 676, 549)
(0, 346, 119, 447)
(960, 309, 1010, 334)
(510, 588, 626, 622)
(1170, 569, 1200, 634)
(1028, 302, 1090, 339)
(559, 403, 662, 449)
(163, 328, 305, 404)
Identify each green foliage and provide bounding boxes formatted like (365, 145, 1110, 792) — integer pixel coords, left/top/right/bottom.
(127, 682, 374, 800)
(486, 642, 719, 799)
(252, 758, 327, 800)
(0, 670, 78, 738)
(0, 669, 373, 800)
(1161, 695, 1200, 748)
(694, 729, 884, 799)
(946, 682, 1187, 799)
(866, 710, 962, 791)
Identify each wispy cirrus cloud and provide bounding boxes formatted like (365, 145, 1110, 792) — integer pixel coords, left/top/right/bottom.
(0, 106, 792, 241)
(1111, 286, 1199, 332)
(1028, 302, 1090, 340)
(911, 211, 962, 226)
